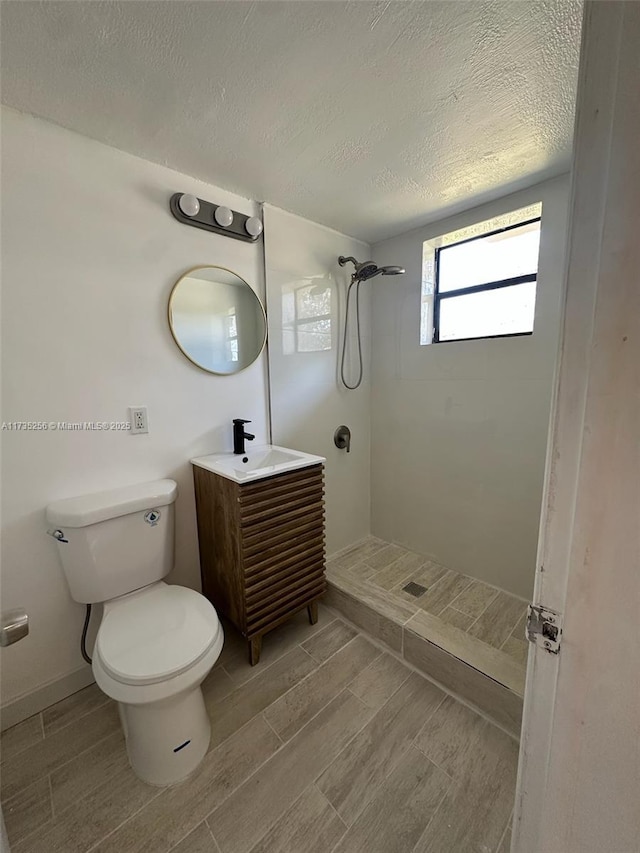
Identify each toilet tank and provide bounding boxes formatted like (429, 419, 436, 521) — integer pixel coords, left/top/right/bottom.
(46, 480, 178, 604)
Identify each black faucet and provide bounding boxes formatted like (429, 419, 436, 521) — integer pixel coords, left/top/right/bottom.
(233, 419, 255, 455)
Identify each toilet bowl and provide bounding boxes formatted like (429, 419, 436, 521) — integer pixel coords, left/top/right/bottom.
(46, 479, 224, 786)
(93, 582, 223, 785)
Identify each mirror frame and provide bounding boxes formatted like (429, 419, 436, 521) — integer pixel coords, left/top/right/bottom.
(167, 265, 267, 375)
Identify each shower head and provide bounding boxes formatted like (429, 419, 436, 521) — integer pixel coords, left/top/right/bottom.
(338, 256, 405, 283)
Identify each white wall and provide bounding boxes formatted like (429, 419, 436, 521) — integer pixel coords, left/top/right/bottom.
(0, 108, 269, 715)
(370, 177, 570, 599)
(264, 206, 371, 556)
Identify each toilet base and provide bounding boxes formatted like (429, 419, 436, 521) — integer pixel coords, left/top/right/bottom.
(119, 686, 211, 786)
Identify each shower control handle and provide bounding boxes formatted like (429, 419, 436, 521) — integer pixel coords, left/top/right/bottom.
(334, 425, 351, 453)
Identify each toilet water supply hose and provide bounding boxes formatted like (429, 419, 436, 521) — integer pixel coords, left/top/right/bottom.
(81, 604, 93, 664)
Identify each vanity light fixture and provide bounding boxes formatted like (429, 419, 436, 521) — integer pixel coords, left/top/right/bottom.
(214, 206, 234, 228)
(245, 216, 263, 238)
(177, 193, 200, 217)
(169, 193, 262, 243)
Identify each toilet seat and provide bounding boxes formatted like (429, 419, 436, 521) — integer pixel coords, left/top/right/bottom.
(96, 583, 221, 686)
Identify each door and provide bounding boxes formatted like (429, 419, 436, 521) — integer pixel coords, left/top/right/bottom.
(514, 3, 640, 851)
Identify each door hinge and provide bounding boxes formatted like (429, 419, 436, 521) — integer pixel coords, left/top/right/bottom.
(526, 604, 562, 654)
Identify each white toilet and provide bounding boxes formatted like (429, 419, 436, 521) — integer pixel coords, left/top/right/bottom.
(46, 479, 223, 786)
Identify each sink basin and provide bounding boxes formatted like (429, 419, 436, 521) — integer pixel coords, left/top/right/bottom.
(191, 445, 325, 484)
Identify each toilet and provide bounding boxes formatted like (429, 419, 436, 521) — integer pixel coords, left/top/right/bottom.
(45, 479, 223, 786)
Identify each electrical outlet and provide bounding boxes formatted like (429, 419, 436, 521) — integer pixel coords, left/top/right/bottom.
(128, 406, 148, 435)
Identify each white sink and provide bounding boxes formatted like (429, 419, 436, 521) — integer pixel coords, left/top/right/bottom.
(191, 445, 325, 484)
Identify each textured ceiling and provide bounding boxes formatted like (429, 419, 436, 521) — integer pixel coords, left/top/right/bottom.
(0, 1, 582, 242)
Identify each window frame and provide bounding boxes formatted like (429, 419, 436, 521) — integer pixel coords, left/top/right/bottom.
(432, 215, 541, 344)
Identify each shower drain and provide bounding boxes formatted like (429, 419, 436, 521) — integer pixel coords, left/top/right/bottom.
(402, 581, 428, 597)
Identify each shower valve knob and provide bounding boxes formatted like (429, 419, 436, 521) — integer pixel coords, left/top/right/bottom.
(334, 425, 351, 453)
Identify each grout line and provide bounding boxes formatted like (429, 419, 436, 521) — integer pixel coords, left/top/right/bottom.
(439, 575, 474, 614)
(30, 725, 123, 800)
(449, 586, 499, 622)
(0, 711, 45, 768)
(214, 634, 368, 758)
(448, 604, 476, 619)
(41, 689, 111, 740)
(261, 712, 284, 744)
(464, 611, 483, 633)
(167, 819, 218, 853)
(495, 810, 512, 853)
(48, 773, 55, 819)
(1, 720, 123, 807)
(260, 640, 370, 741)
(1, 776, 56, 848)
(495, 612, 530, 655)
(203, 685, 380, 846)
(410, 781, 451, 853)
(205, 818, 223, 853)
(244, 785, 311, 852)
(85, 786, 165, 853)
(313, 781, 348, 829)
(414, 567, 454, 597)
(42, 700, 112, 742)
(461, 589, 508, 636)
(330, 693, 453, 833)
(219, 616, 331, 690)
(501, 608, 530, 649)
(410, 696, 454, 780)
(327, 535, 375, 563)
(207, 629, 370, 758)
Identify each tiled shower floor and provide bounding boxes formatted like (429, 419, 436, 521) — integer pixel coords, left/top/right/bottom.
(1, 606, 516, 853)
(326, 538, 529, 694)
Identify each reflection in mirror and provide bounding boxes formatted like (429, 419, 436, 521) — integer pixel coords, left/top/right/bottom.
(282, 278, 333, 354)
(168, 266, 266, 375)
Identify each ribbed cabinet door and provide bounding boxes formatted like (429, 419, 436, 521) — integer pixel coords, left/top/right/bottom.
(238, 465, 326, 637)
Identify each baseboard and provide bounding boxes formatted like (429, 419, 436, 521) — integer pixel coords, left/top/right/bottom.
(1, 666, 95, 731)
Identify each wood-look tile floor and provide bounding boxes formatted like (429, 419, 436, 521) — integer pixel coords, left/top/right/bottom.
(327, 538, 530, 673)
(1, 605, 517, 853)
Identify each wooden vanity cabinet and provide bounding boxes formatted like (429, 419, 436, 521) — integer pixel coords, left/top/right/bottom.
(193, 463, 326, 664)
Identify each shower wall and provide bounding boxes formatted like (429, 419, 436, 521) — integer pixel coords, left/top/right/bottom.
(370, 177, 571, 599)
(263, 205, 371, 555)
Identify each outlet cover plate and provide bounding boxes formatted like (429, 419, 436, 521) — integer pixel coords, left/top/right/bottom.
(128, 406, 148, 435)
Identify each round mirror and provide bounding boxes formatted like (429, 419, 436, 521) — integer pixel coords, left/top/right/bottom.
(168, 266, 267, 375)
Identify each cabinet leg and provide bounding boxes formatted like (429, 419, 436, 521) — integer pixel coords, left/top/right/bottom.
(248, 636, 262, 666)
(307, 601, 319, 625)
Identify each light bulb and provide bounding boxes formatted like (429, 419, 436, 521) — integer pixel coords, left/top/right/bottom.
(214, 206, 234, 228)
(178, 193, 200, 217)
(245, 216, 263, 238)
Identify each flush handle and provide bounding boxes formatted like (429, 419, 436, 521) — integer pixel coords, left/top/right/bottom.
(48, 528, 68, 543)
(334, 425, 351, 453)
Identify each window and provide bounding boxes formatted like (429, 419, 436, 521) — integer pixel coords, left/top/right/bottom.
(421, 205, 542, 344)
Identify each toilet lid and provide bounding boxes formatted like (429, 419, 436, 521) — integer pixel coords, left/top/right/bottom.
(96, 584, 220, 685)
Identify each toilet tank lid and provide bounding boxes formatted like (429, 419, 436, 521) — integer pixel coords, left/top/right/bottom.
(46, 480, 177, 528)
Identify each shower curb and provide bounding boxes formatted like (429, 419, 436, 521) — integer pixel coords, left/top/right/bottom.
(324, 578, 523, 738)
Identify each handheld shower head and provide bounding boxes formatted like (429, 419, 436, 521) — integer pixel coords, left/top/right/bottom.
(338, 256, 404, 283)
(338, 254, 405, 390)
